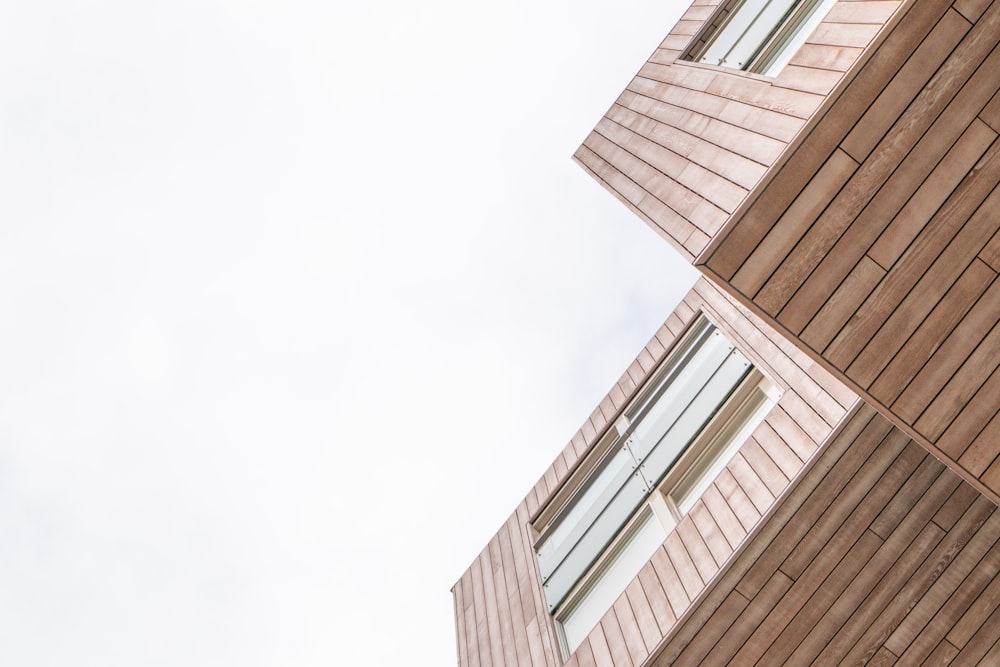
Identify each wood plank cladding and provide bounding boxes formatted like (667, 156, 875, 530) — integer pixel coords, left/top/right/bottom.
(573, 0, 898, 261)
(452, 279, 856, 667)
(647, 406, 1000, 667)
(700, 0, 1000, 503)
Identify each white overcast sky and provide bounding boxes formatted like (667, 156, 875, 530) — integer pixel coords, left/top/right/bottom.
(0, 1, 695, 665)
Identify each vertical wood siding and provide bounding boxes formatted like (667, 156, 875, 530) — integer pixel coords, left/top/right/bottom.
(452, 279, 857, 666)
(700, 0, 1000, 504)
(573, 0, 900, 261)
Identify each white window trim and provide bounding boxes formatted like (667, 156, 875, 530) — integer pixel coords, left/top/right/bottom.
(554, 505, 671, 655)
(686, 0, 837, 76)
(666, 379, 776, 515)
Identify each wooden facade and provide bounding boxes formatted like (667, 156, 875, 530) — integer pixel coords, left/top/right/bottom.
(455, 0, 1000, 663)
(700, 0, 1000, 505)
(453, 279, 855, 666)
(648, 404, 1000, 666)
(573, 0, 902, 262)
(576, 0, 1000, 502)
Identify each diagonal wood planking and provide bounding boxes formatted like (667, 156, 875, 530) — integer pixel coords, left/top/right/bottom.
(646, 406, 1000, 667)
(453, 279, 855, 665)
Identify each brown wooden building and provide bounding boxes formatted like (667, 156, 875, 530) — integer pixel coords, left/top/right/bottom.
(454, 0, 1000, 663)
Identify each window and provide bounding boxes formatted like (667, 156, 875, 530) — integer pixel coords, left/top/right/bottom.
(558, 506, 668, 652)
(533, 317, 777, 655)
(687, 0, 838, 76)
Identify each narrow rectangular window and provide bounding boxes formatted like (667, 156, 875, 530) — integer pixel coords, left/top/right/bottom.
(533, 316, 778, 655)
(687, 0, 837, 75)
(558, 508, 668, 652)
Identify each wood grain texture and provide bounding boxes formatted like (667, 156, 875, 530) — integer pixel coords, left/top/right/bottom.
(705, 0, 948, 280)
(697, 0, 1000, 503)
(453, 280, 855, 666)
(577, 0, 895, 259)
(645, 410, 1000, 667)
(453, 0, 1000, 660)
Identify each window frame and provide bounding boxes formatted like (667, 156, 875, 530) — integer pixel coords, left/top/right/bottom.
(532, 314, 779, 657)
(666, 380, 777, 515)
(683, 0, 838, 76)
(554, 503, 671, 656)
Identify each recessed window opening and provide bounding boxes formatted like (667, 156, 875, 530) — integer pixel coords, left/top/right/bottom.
(532, 316, 779, 656)
(688, 0, 837, 76)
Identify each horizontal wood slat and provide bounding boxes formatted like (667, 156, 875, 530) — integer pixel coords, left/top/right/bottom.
(577, 0, 896, 259)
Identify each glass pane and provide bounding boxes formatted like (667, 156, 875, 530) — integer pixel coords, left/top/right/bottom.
(638, 349, 752, 488)
(625, 319, 713, 422)
(761, 0, 838, 75)
(701, 0, 801, 69)
(542, 473, 649, 611)
(673, 388, 773, 515)
(537, 447, 636, 581)
(629, 329, 735, 461)
(729, 0, 801, 68)
(699, 0, 770, 65)
(535, 317, 758, 616)
(560, 510, 668, 653)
